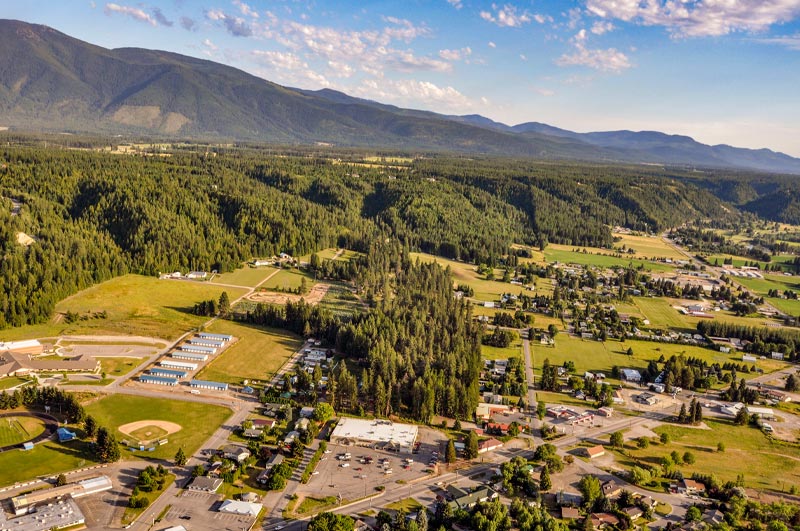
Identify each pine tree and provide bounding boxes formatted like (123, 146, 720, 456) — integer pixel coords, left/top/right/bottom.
(446, 439, 457, 463)
(175, 447, 187, 466)
(218, 291, 230, 317)
(83, 415, 97, 438)
(539, 465, 552, 491)
(678, 403, 688, 424)
(465, 430, 479, 459)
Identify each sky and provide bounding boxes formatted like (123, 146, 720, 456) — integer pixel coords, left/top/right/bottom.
(3, 0, 800, 156)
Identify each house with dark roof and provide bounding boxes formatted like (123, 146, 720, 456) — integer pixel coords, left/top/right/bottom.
(590, 513, 620, 528)
(188, 476, 222, 493)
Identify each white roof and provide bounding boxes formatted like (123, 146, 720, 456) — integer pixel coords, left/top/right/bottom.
(219, 500, 262, 517)
(0, 339, 41, 351)
(746, 406, 774, 415)
(331, 417, 418, 448)
(163, 527, 188, 531)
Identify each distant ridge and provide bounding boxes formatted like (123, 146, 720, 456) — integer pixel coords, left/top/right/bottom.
(1, 19, 799, 174)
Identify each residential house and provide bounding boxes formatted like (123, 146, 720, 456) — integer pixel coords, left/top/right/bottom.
(478, 438, 503, 454)
(620, 369, 642, 382)
(624, 507, 643, 520)
(677, 478, 706, 495)
(188, 476, 222, 493)
(586, 445, 605, 459)
(601, 480, 621, 497)
(590, 513, 620, 528)
(222, 445, 251, 463)
(561, 507, 581, 520)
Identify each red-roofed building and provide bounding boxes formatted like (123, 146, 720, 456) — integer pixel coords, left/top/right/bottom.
(478, 438, 503, 454)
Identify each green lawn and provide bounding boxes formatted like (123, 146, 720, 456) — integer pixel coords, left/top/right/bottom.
(0, 416, 46, 446)
(0, 440, 97, 487)
(482, 340, 523, 361)
(615, 420, 800, 491)
(85, 394, 231, 460)
(0, 377, 31, 390)
(98, 357, 143, 377)
(213, 267, 279, 288)
(706, 253, 799, 272)
(195, 321, 304, 384)
(384, 498, 423, 512)
(260, 268, 315, 291)
(633, 298, 692, 329)
(543, 246, 676, 272)
(296, 496, 339, 515)
(121, 473, 176, 525)
(0, 274, 249, 341)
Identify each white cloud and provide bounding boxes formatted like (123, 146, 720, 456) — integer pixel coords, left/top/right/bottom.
(447, 0, 463, 9)
(202, 38, 218, 51)
(534, 87, 555, 96)
(556, 41, 631, 72)
(566, 7, 582, 29)
(252, 50, 331, 87)
(233, 0, 259, 19)
(591, 20, 614, 35)
(533, 14, 553, 24)
(755, 32, 800, 50)
(205, 9, 253, 37)
(328, 61, 355, 78)
(585, 0, 800, 38)
(439, 47, 472, 61)
(350, 79, 473, 111)
(519, 53, 527, 60)
(480, 4, 531, 27)
(488, 41, 497, 48)
(104, 3, 156, 26)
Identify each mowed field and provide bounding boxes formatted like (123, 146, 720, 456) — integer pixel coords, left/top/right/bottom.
(617, 420, 800, 491)
(194, 321, 304, 384)
(735, 274, 800, 315)
(482, 339, 523, 361)
(0, 416, 46, 446)
(543, 245, 675, 272)
(533, 335, 786, 386)
(213, 266, 280, 288)
(631, 297, 782, 330)
(98, 357, 143, 377)
(612, 234, 687, 261)
(0, 275, 248, 341)
(261, 268, 315, 291)
(0, 440, 96, 487)
(85, 394, 230, 459)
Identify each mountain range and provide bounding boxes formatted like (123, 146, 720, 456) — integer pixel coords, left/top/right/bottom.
(1, 18, 798, 174)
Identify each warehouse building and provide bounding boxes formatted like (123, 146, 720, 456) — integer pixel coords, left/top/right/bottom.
(160, 360, 198, 371)
(11, 476, 112, 515)
(197, 333, 233, 343)
(149, 367, 188, 379)
(330, 417, 418, 453)
(139, 374, 178, 386)
(188, 338, 225, 348)
(0, 497, 85, 531)
(179, 345, 217, 355)
(173, 351, 209, 362)
(190, 379, 228, 391)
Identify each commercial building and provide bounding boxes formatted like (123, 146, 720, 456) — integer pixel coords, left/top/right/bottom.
(139, 374, 178, 386)
(11, 476, 112, 515)
(746, 406, 775, 419)
(188, 338, 225, 348)
(0, 497, 85, 531)
(0, 348, 99, 378)
(187, 476, 222, 492)
(160, 360, 198, 371)
(218, 500, 262, 517)
(330, 417, 418, 453)
(149, 367, 188, 379)
(190, 379, 228, 391)
(0, 340, 43, 356)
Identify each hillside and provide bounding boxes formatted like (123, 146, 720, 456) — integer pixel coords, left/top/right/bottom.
(1, 19, 799, 173)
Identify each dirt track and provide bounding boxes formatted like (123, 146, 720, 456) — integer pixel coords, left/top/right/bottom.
(246, 283, 331, 305)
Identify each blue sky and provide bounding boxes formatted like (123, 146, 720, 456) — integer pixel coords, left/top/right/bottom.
(4, 0, 800, 155)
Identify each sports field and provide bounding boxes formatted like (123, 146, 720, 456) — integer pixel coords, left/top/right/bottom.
(194, 321, 303, 384)
(0, 440, 96, 487)
(213, 266, 279, 288)
(0, 275, 248, 341)
(0, 416, 46, 446)
(614, 420, 800, 491)
(85, 394, 231, 459)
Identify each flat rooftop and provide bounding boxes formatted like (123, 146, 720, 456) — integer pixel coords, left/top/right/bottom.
(0, 498, 85, 531)
(331, 417, 418, 447)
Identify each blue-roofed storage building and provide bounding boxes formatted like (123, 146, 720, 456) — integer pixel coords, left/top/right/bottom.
(56, 427, 77, 442)
(190, 379, 228, 391)
(197, 333, 233, 343)
(140, 374, 179, 386)
(150, 367, 188, 379)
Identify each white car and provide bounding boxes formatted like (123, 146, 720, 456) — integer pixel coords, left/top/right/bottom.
(340, 463, 350, 468)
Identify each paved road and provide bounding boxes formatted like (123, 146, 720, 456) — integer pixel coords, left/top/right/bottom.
(521, 338, 536, 413)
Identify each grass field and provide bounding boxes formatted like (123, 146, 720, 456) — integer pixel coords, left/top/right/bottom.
(213, 266, 279, 288)
(261, 268, 315, 291)
(612, 234, 687, 261)
(614, 420, 800, 491)
(633, 298, 692, 329)
(0, 439, 97, 486)
(195, 321, 303, 384)
(482, 340, 523, 361)
(534, 335, 786, 385)
(98, 357, 142, 377)
(85, 394, 230, 459)
(318, 283, 366, 317)
(0, 275, 248, 341)
(706, 253, 799, 272)
(0, 377, 31, 390)
(544, 245, 675, 272)
(0, 416, 46, 446)
(384, 498, 423, 512)
(734, 273, 800, 315)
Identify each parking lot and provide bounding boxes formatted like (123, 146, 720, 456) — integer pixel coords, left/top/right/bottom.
(155, 490, 257, 531)
(297, 427, 448, 503)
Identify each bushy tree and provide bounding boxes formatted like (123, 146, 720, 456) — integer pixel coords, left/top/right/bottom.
(446, 439, 457, 464)
(174, 447, 187, 466)
(308, 512, 354, 531)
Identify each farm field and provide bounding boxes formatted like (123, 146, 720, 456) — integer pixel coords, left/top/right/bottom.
(194, 321, 304, 384)
(734, 274, 800, 315)
(213, 266, 279, 288)
(84, 394, 231, 459)
(615, 420, 800, 491)
(313, 248, 363, 262)
(0, 275, 248, 341)
(0, 415, 46, 446)
(543, 245, 675, 272)
(317, 283, 365, 317)
(261, 268, 315, 291)
(0, 440, 97, 486)
(612, 234, 687, 261)
(98, 357, 142, 377)
(633, 297, 691, 329)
